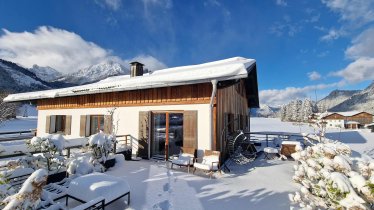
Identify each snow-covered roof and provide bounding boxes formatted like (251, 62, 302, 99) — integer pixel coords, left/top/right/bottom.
(321, 111, 371, 118)
(4, 57, 256, 102)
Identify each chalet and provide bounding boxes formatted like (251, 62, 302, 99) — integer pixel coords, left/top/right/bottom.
(4, 57, 259, 160)
(320, 111, 374, 129)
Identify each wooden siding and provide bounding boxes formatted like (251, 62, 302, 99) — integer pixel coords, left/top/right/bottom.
(323, 113, 345, 120)
(215, 79, 249, 154)
(323, 112, 373, 125)
(37, 83, 212, 110)
(348, 112, 373, 125)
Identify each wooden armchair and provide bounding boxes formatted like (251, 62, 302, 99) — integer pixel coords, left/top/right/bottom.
(193, 150, 221, 178)
(170, 147, 196, 173)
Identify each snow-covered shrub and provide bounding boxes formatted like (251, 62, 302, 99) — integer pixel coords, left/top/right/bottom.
(290, 138, 374, 209)
(88, 131, 115, 163)
(2, 169, 48, 210)
(26, 134, 66, 172)
(66, 156, 104, 178)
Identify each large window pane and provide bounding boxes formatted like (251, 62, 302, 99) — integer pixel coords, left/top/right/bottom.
(90, 115, 104, 135)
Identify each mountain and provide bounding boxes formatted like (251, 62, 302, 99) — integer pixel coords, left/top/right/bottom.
(28, 64, 62, 82)
(317, 89, 360, 111)
(56, 61, 129, 85)
(0, 59, 52, 92)
(329, 82, 374, 114)
(251, 104, 280, 118)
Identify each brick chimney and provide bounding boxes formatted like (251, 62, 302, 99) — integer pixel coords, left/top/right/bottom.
(130, 61, 144, 77)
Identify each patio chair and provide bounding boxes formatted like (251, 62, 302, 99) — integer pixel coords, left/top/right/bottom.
(193, 150, 221, 178)
(263, 147, 279, 159)
(170, 147, 195, 173)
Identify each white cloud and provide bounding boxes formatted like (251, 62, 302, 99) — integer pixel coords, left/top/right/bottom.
(95, 0, 122, 11)
(276, 0, 287, 7)
(321, 0, 374, 26)
(0, 26, 166, 73)
(270, 22, 301, 37)
(308, 71, 322, 81)
(333, 57, 374, 83)
(128, 54, 167, 71)
(345, 27, 374, 59)
(331, 27, 374, 84)
(320, 28, 342, 41)
(260, 83, 339, 106)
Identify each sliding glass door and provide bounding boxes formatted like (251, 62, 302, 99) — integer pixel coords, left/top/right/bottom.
(151, 112, 183, 159)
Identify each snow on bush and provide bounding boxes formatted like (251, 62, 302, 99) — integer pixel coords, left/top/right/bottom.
(88, 131, 115, 163)
(26, 134, 66, 172)
(2, 169, 48, 210)
(289, 138, 374, 209)
(67, 156, 104, 178)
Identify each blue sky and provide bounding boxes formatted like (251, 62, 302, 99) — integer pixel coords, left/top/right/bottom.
(0, 0, 374, 105)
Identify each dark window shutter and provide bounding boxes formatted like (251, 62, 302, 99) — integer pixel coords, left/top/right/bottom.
(80, 115, 87, 137)
(65, 115, 72, 135)
(85, 115, 91, 137)
(104, 115, 112, 134)
(46, 115, 51, 134)
(138, 111, 150, 158)
(50, 115, 56, 133)
(233, 114, 238, 131)
(183, 111, 198, 149)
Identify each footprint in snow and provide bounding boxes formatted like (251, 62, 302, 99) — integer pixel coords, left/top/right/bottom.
(163, 183, 170, 192)
(152, 200, 171, 210)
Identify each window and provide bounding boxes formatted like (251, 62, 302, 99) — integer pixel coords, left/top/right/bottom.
(79, 115, 112, 137)
(90, 115, 105, 135)
(46, 115, 71, 135)
(54, 115, 66, 133)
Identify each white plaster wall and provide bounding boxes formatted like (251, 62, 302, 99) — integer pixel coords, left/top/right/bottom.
(38, 104, 211, 156)
(325, 119, 344, 128)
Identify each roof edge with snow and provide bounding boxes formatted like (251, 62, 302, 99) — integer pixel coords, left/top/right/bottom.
(4, 57, 258, 105)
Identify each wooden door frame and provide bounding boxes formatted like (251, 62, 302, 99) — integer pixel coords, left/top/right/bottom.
(150, 110, 185, 160)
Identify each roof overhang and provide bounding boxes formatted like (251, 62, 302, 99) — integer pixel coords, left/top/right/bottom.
(4, 57, 258, 103)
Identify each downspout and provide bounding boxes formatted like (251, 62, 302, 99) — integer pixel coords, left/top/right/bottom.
(209, 80, 218, 150)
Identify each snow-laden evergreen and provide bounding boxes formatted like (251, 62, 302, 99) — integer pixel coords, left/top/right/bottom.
(280, 98, 316, 122)
(290, 138, 374, 209)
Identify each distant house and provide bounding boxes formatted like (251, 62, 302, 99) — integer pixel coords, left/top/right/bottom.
(320, 111, 374, 129)
(4, 57, 259, 160)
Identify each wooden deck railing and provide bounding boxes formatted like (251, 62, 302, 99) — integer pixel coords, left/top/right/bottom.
(0, 133, 133, 160)
(0, 129, 36, 142)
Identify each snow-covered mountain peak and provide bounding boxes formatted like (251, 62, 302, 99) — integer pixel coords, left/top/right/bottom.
(57, 61, 130, 85)
(29, 65, 62, 82)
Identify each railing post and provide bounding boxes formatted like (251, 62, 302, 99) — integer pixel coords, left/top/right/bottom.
(113, 142, 117, 154)
(266, 134, 268, 147)
(67, 148, 70, 158)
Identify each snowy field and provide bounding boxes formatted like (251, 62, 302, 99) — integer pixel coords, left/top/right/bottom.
(0, 117, 37, 132)
(251, 117, 374, 159)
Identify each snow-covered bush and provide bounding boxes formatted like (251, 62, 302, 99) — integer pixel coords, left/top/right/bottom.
(2, 169, 48, 210)
(26, 134, 66, 172)
(66, 156, 104, 178)
(289, 138, 374, 209)
(88, 131, 115, 163)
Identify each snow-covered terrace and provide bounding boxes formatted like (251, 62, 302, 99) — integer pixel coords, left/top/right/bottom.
(4, 57, 256, 102)
(103, 158, 296, 210)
